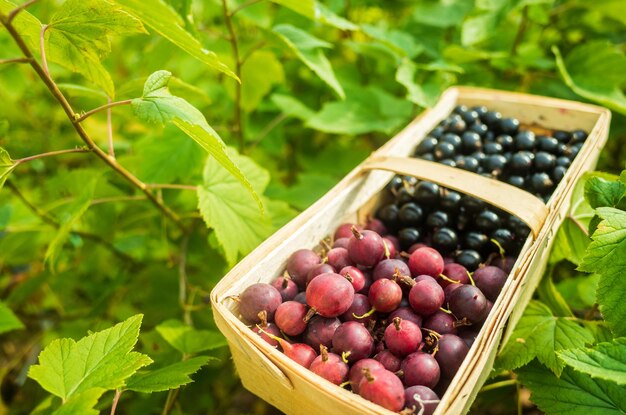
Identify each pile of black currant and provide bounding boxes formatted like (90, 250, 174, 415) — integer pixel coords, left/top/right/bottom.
(413, 105, 588, 202)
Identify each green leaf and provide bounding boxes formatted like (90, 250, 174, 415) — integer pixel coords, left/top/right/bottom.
(0, 146, 16, 192)
(46, 0, 146, 97)
(585, 177, 626, 209)
(273, 24, 345, 98)
(314, 3, 359, 31)
(579, 207, 626, 337)
(155, 319, 228, 354)
(197, 148, 273, 266)
(0, 0, 42, 53)
(496, 301, 594, 375)
(518, 362, 626, 415)
(126, 356, 214, 393)
(268, 0, 315, 19)
(113, 0, 237, 80)
(271, 93, 315, 120)
(306, 87, 412, 135)
(0, 301, 24, 334)
(52, 390, 103, 415)
(396, 59, 434, 107)
(361, 25, 422, 58)
(44, 180, 96, 270)
(537, 272, 574, 317)
(132, 71, 260, 209)
(558, 339, 626, 385)
(412, 0, 474, 28)
(28, 315, 152, 400)
(553, 43, 626, 114)
(238, 51, 284, 112)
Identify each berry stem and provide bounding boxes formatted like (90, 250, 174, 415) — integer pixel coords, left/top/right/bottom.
(392, 316, 402, 330)
(351, 225, 363, 240)
(353, 308, 376, 319)
(320, 345, 329, 362)
(438, 273, 460, 284)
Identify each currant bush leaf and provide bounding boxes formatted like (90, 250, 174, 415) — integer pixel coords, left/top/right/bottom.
(113, 0, 237, 80)
(558, 338, 626, 385)
(579, 207, 626, 337)
(585, 176, 625, 209)
(554, 42, 626, 114)
(0, 146, 16, 192)
(267, 0, 358, 30)
(271, 93, 315, 121)
(44, 0, 146, 97)
(52, 389, 103, 415)
(126, 356, 214, 393)
(268, 0, 315, 19)
(28, 315, 152, 400)
(132, 71, 260, 209)
(306, 87, 412, 135)
(518, 362, 626, 415)
(155, 319, 228, 354)
(197, 148, 274, 266)
(273, 24, 345, 99)
(495, 301, 594, 375)
(0, 0, 42, 51)
(0, 301, 24, 334)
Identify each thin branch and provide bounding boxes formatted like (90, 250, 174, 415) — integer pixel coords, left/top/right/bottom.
(76, 99, 132, 122)
(39, 24, 49, 76)
(91, 195, 146, 206)
(230, 0, 264, 17)
(106, 97, 115, 158)
(7, 0, 39, 24)
(0, 16, 186, 231)
(511, 6, 529, 55)
(146, 183, 198, 191)
(221, 0, 245, 153)
(6, 181, 136, 264)
(110, 389, 123, 415)
(179, 234, 191, 325)
(15, 148, 91, 165)
(240, 40, 267, 66)
(479, 378, 517, 393)
(250, 113, 287, 148)
(162, 389, 181, 415)
(0, 57, 32, 65)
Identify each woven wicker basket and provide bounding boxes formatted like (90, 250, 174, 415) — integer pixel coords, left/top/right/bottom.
(211, 87, 611, 415)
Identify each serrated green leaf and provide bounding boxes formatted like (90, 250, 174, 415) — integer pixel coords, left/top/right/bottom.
(558, 339, 626, 385)
(28, 315, 152, 400)
(132, 71, 260, 209)
(553, 43, 626, 114)
(113, 0, 237, 80)
(579, 207, 626, 337)
(52, 389, 104, 415)
(271, 94, 314, 120)
(273, 24, 344, 98)
(197, 148, 273, 266)
(44, 180, 96, 270)
(306, 87, 412, 135)
(0, 301, 24, 334)
(44, 0, 146, 97)
(496, 301, 594, 375)
(585, 177, 626, 209)
(518, 362, 626, 415)
(126, 356, 214, 393)
(0, 146, 16, 192)
(0, 0, 42, 52)
(155, 320, 228, 354)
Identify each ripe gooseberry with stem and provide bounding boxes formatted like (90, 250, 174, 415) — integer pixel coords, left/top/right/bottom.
(404, 385, 440, 415)
(384, 317, 422, 357)
(305, 273, 355, 320)
(348, 226, 385, 267)
(349, 359, 385, 393)
(274, 301, 308, 336)
(332, 321, 374, 363)
(403, 276, 445, 317)
(358, 368, 406, 412)
(408, 247, 444, 278)
(326, 247, 353, 270)
(355, 278, 403, 319)
(434, 334, 469, 378)
(309, 345, 349, 385)
(256, 326, 317, 368)
(271, 272, 299, 301)
(303, 316, 341, 350)
(238, 283, 283, 324)
(448, 284, 489, 324)
(401, 352, 440, 388)
(252, 311, 281, 347)
(339, 266, 366, 292)
(374, 350, 402, 373)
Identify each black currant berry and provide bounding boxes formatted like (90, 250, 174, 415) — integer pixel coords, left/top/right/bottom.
(399, 203, 425, 227)
(534, 152, 556, 172)
(414, 182, 440, 205)
(455, 250, 482, 271)
(415, 137, 438, 156)
(432, 228, 458, 253)
(499, 118, 520, 135)
(514, 131, 536, 151)
(434, 142, 456, 160)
